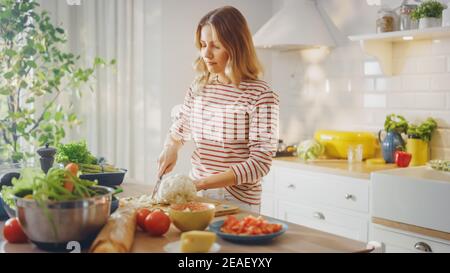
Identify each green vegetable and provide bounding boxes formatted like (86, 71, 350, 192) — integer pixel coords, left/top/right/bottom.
(429, 160, 449, 172)
(0, 167, 98, 209)
(384, 114, 408, 134)
(56, 140, 98, 165)
(407, 118, 438, 142)
(411, 0, 447, 21)
(297, 140, 324, 161)
(79, 163, 119, 174)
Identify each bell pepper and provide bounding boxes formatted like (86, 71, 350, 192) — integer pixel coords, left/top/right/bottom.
(395, 151, 412, 168)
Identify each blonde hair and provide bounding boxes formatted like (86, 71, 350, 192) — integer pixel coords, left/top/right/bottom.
(193, 6, 263, 95)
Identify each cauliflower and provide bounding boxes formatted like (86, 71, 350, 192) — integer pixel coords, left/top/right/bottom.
(155, 174, 197, 204)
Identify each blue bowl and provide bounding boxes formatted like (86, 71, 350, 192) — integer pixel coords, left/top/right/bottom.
(0, 197, 9, 221)
(208, 219, 288, 244)
(79, 169, 127, 187)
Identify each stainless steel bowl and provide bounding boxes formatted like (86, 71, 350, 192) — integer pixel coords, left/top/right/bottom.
(15, 186, 113, 250)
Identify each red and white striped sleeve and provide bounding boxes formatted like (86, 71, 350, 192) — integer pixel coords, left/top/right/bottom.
(230, 90, 280, 185)
(169, 87, 194, 145)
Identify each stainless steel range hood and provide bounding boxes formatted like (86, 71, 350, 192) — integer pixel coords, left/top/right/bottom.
(253, 0, 336, 50)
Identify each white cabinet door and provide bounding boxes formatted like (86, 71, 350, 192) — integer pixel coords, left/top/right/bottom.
(260, 193, 275, 218)
(274, 166, 369, 213)
(278, 200, 369, 242)
(371, 224, 450, 253)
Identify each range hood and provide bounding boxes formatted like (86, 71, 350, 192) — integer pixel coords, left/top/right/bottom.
(253, 0, 336, 50)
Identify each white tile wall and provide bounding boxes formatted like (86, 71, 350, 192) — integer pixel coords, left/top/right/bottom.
(402, 75, 430, 91)
(414, 93, 447, 110)
(430, 74, 450, 91)
(376, 77, 402, 92)
(270, 37, 450, 160)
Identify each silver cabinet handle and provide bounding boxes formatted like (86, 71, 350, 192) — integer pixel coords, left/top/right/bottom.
(345, 194, 354, 200)
(313, 212, 325, 220)
(287, 184, 296, 190)
(414, 242, 432, 253)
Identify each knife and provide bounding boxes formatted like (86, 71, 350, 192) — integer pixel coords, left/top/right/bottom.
(151, 175, 163, 201)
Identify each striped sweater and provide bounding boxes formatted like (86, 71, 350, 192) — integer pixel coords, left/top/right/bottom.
(169, 79, 279, 205)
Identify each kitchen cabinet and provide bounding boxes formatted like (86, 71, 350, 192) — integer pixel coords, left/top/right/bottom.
(371, 167, 450, 253)
(348, 26, 450, 76)
(261, 164, 371, 242)
(371, 224, 450, 253)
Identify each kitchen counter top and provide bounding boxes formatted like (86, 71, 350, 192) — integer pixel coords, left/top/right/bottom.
(0, 183, 373, 253)
(272, 157, 398, 180)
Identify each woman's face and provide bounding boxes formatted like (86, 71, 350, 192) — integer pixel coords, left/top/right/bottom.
(200, 25, 229, 75)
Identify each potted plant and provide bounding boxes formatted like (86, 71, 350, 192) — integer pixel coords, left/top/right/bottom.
(406, 117, 438, 166)
(378, 114, 408, 163)
(411, 0, 447, 29)
(0, 0, 114, 163)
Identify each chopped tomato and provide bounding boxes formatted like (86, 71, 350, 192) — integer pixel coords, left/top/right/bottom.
(220, 215, 282, 236)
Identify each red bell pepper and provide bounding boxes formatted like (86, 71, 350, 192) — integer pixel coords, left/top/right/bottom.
(395, 151, 412, 168)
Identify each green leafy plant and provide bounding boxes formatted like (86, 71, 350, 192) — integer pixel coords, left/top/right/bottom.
(0, 0, 115, 162)
(407, 117, 438, 142)
(55, 140, 97, 165)
(411, 0, 447, 20)
(384, 114, 409, 134)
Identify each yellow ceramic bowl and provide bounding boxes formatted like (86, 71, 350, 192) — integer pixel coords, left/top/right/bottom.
(314, 130, 378, 159)
(169, 202, 215, 232)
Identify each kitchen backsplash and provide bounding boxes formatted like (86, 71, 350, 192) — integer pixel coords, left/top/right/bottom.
(268, 37, 450, 160)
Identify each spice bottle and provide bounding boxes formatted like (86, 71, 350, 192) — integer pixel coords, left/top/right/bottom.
(376, 7, 397, 33)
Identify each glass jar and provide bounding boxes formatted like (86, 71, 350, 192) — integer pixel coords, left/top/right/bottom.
(399, 4, 418, 30)
(376, 7, 397, 33)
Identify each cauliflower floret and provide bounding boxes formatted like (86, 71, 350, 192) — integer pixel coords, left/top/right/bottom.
(155, 174, 197, 204)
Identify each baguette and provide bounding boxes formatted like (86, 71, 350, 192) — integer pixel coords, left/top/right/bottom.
(89, 204, 137, 253)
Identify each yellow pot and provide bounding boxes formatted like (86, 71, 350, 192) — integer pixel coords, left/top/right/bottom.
(406, 138, 429, 166)
(314, 130, 378, 159)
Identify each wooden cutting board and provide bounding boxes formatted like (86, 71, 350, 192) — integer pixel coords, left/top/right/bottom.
(144, 197, 240, 217)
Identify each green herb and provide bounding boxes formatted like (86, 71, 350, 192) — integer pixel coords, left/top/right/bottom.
(411, 0, 447, 21)
(407, 117, 438, 142)
(55, 140, 98, 165)
(384, 114, 409, 134)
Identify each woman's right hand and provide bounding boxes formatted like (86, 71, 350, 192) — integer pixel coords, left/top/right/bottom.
(157, 135, 182, 177)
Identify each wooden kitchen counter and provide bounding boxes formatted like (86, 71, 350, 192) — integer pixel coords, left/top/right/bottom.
(0, 183, 372, 253)
(273, 157, 397, 180)
(121, 183, 373, 253)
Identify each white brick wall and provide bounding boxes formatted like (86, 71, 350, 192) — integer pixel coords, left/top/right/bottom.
(270, 37, 450, 159)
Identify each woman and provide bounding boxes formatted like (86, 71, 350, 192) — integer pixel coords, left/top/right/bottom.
(157, 6, 279, 213)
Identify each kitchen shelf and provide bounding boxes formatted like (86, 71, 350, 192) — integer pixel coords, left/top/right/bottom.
(348, 26, 450, 76)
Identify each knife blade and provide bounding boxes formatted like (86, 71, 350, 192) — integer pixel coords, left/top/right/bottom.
(151, 175, 163, 201)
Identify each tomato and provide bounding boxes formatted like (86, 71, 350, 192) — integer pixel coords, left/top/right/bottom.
(220, 215, 282, 236)
(144, 210, 171, 236)
(3, 218, 28, 244)
(136, 208, 152, 230)
(65, 163, 79, 176)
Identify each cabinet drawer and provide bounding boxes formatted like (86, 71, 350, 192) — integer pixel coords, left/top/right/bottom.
(278, 200, 368, 242)
(274, 167, 369, 213)
(372, 224, 450, 253)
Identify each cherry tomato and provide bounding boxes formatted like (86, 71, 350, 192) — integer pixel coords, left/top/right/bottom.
(3, 218, 28, 244)
(136, 208, 152, 230)
(144, 210, 171, 236)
